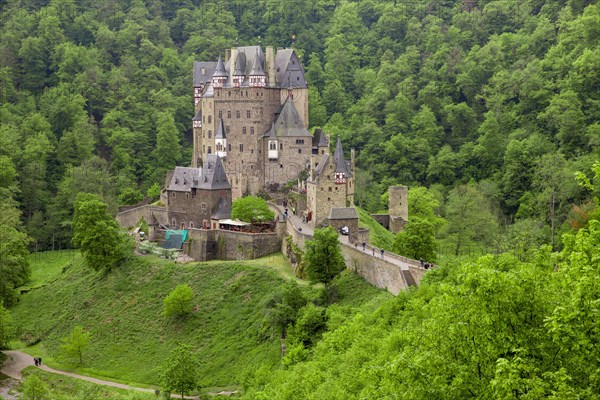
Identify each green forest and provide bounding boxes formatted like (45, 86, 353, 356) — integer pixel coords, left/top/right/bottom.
(1, 0, 599, 398)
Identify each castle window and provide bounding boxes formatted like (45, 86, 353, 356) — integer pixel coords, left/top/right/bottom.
(186, 193, 189, 198)
(239, 144, 244, 152)
(190, 222, 194, 228)
(219, 111, 222, 119)
(295, 139, 304, 144)
(250, 127, 254, 135)
(246, 110, 251, 118)
(208, 116, 212, 123)
(236, 111, 240, 118)
(227, 110, 231, 118)
(228, 144, 231, 151)
(208, 130, 212, 138)
(328, 197, 331, 201)
(251, 148, 254, 154)
(208, 146, 212, 154)
(335, 187, 338, 190)
(172, 192, 176, 197)
(280, 164, 283, 168)
(269, 142, 277, 150)
(280, 143, 283, 150)
(328, 187, 332, 192)
(242, 127, 247, 134)
(298, 149, 301, 154)
(201, 203, 207, 210)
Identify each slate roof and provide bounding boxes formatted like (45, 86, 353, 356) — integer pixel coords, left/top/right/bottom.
(215, 119, 226, 139)
(237, 46, 264, 77)
(211, 197, 232, 220)
(193, 62, 217, 86)
(192, 109, 202, 121)
(312, 128, 328, 148)
(328, 207, 359, 220)
(167, 167, 201, 192)
(212, 55, 227, 77)
(198, 154, 230, 190)
(272, 98, 311, 137)
(249, 49, 266, 76)
(314, 153, 329, 178)
(233, 52, 246, 76)
(333, 137, 352, 176)
(166, 156, 230, 192)
(264, 122, 277, 140)
(275, 49, 307, 88)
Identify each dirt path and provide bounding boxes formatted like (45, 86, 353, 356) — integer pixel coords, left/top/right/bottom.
(1, 350, 199, 399)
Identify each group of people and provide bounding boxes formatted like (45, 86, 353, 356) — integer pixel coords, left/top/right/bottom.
(33, 357, 42, 366)
(420, 259, 432, 269)
(358, 241, 385, 259)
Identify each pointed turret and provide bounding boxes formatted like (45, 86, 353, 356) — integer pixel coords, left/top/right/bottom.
(215, 119, 227, 158)
(232, 52, 246, 87)
(249, 49, 266, 88)
(212, 55, 227, 88)
(333, 137, 352, 183)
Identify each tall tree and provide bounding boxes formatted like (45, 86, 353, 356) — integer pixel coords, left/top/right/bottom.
(304, 226, 345, 292)
(161, 343, 199, 399)
(72, 193, 131, 272)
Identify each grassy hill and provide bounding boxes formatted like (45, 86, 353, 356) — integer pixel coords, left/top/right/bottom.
(357, 207, 396, 251)
(12, 251, 389, 392)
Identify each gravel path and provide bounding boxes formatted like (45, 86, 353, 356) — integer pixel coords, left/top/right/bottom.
(1, 350, 199, 399)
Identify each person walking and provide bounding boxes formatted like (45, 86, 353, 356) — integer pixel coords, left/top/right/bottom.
(380, 248, 384, 259)
(362, 241, 366, 251)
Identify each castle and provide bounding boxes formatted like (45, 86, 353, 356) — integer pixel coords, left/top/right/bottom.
(192, 46, 313, 198)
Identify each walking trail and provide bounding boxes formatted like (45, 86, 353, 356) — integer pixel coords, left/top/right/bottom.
(0, 350, 204, 399)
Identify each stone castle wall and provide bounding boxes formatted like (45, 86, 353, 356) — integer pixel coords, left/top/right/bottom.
(184, 228, 281, 261)
(116, 205, 170, 241)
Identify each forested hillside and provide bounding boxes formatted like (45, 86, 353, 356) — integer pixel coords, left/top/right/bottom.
(0, 0, 598, 281)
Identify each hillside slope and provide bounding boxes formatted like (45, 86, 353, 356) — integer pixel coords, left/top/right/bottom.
(13, 252, 389, 390)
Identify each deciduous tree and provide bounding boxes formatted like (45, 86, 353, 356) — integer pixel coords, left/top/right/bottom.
(232, 196, 274, 223)
(304, 226, 345, 290)
(163, 284, 194, 318)
(161, 344, 199, 399)
(60, 325, 91, 365)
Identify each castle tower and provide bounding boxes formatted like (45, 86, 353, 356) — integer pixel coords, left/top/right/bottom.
(233, 52, 245, 87)
(389, 185, 408, 234)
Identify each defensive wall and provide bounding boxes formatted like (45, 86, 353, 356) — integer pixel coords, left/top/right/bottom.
(183, 228, 282, 261)
(282, 213, 427, 295)
(116, 205, 171, 241)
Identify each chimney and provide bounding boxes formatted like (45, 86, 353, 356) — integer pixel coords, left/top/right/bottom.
(229, 48, 238, 87)
(266, 46, 276, 87)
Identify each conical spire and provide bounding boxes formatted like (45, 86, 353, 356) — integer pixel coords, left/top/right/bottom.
(233, 53, 245, 76)
(215, 119, 226, 139)
(213, 55, 227, 77)
(334, 137, 351, 176)
(250, 49, 266, 76)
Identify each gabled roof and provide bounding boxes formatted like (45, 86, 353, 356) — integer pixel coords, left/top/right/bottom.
(215, 119, 226, 139)
(273, 98, 311, 137)
(328, 207, 359, 220)
(213, 55, 227, 77)
(312, 128, 328, 148)
(193, 62, 217, 86)
(314, 153, 329, 178)
(275, 49, 307, 88)
(333, 137, 352, 176)
(211, 197, 231, 220)
(167, 167, 201, 192)
(198, 154, 230, 190)
(192, 109, 202, 121)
